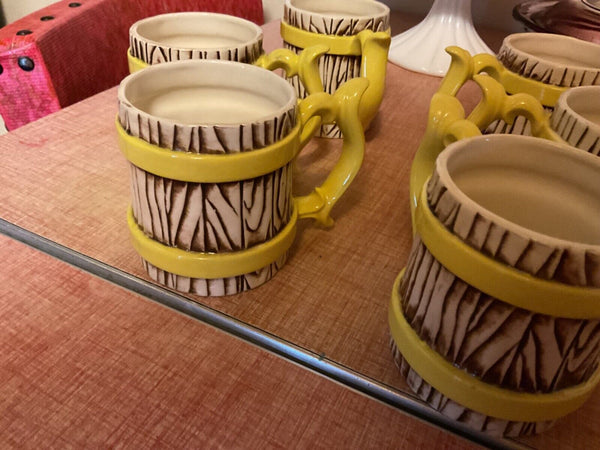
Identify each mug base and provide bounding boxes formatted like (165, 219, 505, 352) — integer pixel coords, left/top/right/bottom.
(389, 338, 555, 437)
(141, 252, 288, 297)
(389, 270, 556, 437)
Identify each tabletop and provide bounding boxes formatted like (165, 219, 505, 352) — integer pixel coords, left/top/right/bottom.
(0, 233, 476, 448)
(0, 13, 598, 450)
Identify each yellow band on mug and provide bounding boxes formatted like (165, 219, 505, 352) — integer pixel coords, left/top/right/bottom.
(389, 271, 600, 422)
(280, 20, 390, 56)
(415, 183, 600, 319)
(128, 206, 298, 279)
(474, 53, 567, 108)
(117, 117, 302, 183)
(128, 49, 148, 73)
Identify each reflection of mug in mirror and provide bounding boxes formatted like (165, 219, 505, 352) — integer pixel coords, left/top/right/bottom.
(390, 135, 600, 437)
(487, 32, 600, 135)
(282, 0, 390, 138)
(128, 12, 263, 72)
(117, 60, 366, 296)
(551, 86, 600, 156)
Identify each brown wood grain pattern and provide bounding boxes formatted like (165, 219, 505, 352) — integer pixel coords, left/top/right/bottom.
(401, 237, 600, 394)
(129, 161, 292, 296)
(0, 14, 597, 448)
(130, 32, 263, 65)
(0, 234, 474, 448)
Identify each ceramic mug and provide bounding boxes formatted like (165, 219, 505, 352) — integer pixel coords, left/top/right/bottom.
(476, 32, 600, 135)
(551, 85, 600, 156)
(117, 59, 367, 296)
(128, 12, 263, 72)
(281, 0, 391, 138)
(390, 134, 600, 436)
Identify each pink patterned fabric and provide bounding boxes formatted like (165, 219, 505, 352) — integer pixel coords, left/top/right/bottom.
(0, 0, 263, 131)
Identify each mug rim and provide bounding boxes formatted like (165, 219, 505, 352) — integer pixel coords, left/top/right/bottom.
(501, 32, 600, 72)
(118, 59, 297, 129)
(129, 12, 263, 53)
(285, 0, 389, 21)
(555, 85, 600, 137)
(434, 134, 600, 252)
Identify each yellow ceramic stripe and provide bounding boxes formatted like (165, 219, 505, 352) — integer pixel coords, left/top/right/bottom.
(128, 206, 297, 279)
(474, 54, 567, 107)
(117, 118, 301, 183)
(128, 49, 148, 73)
(500, 68, 567, 107)
(389, 271, 600, 422)
(415, 184, 600, 319)
(280, 21, 390, 56)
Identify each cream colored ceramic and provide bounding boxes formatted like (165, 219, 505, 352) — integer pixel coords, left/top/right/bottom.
(282, 0, 390, 138)
(129, 12, 263, 65)
(551, 86, 600, 156)
(488, 32, 600, 134)
(395, 134, 600, 436)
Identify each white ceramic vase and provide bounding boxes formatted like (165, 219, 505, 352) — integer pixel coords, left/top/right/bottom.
(388, 0, 493, 76)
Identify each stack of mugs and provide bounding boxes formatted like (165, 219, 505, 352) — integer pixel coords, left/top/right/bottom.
(390, 32, 600, 436)
(116, 2, 390, 296)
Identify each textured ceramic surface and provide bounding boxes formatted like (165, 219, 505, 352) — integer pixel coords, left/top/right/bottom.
(388, 0, 493, 77)
(282, 0, 389, 138)
(118, 60, 297, 296)
(129, 12, 263, 65)
(489, 32, 600, 135)
(498, 33, 600, 88)
(396, 135, 600, 436)
(390, 343, 555, 437)
(551, 86, 600, 156)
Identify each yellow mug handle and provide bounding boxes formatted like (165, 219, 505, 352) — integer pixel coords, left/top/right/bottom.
(294, 77, 370, 227)
(409, 46, 567, 232)
(254, 45, 327, 96)
(279, 22, 391, 129)
(256, 47, 369, 227)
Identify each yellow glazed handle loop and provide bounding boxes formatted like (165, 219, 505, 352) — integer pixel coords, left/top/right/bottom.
(409, 46, 564, 232)
(389, 271, 600, 422)
(254, 45, 327, 97)
(416, 183, 600, 319)
(409, 92, 481, 231)
(280, 22, 390, 129)
(127, 205, 298, 279)
(294, 77, 369, 226)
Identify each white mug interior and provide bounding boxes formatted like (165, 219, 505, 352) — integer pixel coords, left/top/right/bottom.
(563, 86, 600, 128)
(119, 60, 296, 126)
(131, 12, 262, 50)
(505, 33, 600, 69)
(288, 0, 389, 19)
(437, 135, 600, 246)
